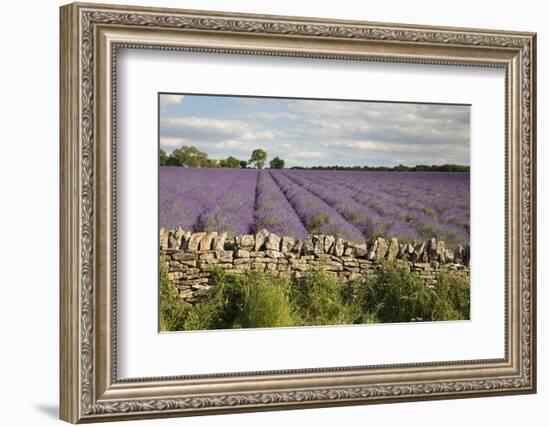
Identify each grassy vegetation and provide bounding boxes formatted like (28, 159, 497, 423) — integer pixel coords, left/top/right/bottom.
(352, 262, 470, 323)
(159, 260, 189, 331)
(160, 262, 470, 332)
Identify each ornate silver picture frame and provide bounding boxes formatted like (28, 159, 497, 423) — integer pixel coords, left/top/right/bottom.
(60, 2, 536, 423)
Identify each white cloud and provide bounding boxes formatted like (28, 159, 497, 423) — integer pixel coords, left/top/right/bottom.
(293, 151, 324, 159)
(159, 137, 193, 153)
(269, 142, 326, 161)
(328, 140, 382, 151)
(328, 139, 469, 152)
(212, 139, 257, 153)
(163, 116, 247, 132)
(245, 112, 300, 121)
(162, 116, 277, 142)
(243, 130, 276, 141)
(160, 94, 185, 111)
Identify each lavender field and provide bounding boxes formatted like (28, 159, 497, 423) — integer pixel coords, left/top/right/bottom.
(160, 167, 469, 248)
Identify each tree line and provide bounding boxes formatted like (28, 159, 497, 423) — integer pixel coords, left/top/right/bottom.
(160, 146, 285, 169)
(290, 164, 470, 172)
(160, 145, 469, 172)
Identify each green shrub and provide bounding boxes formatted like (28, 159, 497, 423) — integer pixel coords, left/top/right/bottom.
(182, 268, 296, 330)
(353, 263, 470, 323)
(291, 268, 352, 326)
(237, 272, 294, 328)
(355, 262, 436, 323)
(183, 268, 243, 330)
(432, 272, 470, 320)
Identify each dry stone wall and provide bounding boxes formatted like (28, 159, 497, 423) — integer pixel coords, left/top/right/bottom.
(160, 228, 470, 304)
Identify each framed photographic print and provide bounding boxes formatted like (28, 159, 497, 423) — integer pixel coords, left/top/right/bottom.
(157, 93, 472, 331)
(60, 2, 537, 423)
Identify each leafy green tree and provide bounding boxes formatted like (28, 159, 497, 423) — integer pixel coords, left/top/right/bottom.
(171, 145, 210, 167)
(202, 158, 219, 168)
(159, 149, 168, 166)
(239, 160, 248, 169)
(220, 156, 241, 168)
(248, 149, 267, 169)
(165, 154, 179, 166)
(269, 156, 285, 169)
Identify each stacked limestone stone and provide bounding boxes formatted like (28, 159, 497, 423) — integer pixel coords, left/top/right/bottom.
(160, 228, 470, 304)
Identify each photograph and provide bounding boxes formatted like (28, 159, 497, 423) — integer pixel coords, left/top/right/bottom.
(158, 93, 471, 331)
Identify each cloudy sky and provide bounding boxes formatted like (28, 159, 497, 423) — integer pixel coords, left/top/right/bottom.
(159, 94, 470, 167)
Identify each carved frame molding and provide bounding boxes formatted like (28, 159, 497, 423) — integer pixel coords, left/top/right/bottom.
(60, 2, 536, 423)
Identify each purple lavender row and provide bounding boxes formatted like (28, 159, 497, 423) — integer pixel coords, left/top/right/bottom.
(253, 171, 309, 239)
(288, 170, 424, 242)
(160, 167, 234, 230)
(269, 170, 364, 242)
(326, 172, 469, 246)
(280, 170, 394, 240)
(361, 172, 468, 220)
(326, 171, 464, 215)
(316, 171, 469, 247)
(160, 167, 258, 235)
(197, 169, 258, 236)
(354, 172, 469, 220)
(284, 170, 451, 244)
(343, 172, 469, 242)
